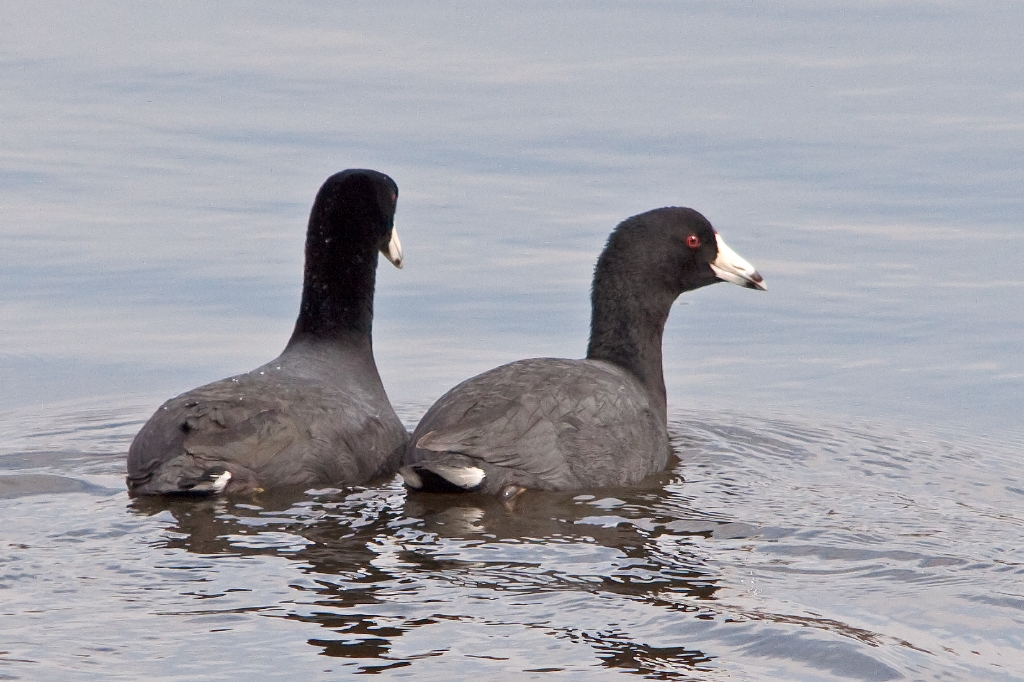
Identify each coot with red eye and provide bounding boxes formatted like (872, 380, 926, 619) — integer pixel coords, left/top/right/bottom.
(127, 169, 407, 496)
(400, 206, 765, 498)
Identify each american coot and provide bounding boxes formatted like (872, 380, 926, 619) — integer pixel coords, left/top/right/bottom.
(400, 207, 765, 499)
(127, 169, 407, 496)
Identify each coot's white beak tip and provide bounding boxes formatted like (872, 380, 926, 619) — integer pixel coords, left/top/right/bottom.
(710, 234, 765, 290)
(382, 226, 403, 269)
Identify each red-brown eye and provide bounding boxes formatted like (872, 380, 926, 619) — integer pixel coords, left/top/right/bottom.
(686, 235, 701, 249)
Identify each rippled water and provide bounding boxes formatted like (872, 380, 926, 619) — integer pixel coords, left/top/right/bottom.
(2, 401, 1021, 680)
(3, 2, 1024, 680)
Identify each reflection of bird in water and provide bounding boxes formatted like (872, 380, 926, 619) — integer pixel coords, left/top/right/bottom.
(129, 479, 723, 676)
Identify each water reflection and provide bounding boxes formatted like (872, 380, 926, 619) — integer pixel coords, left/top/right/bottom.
(130, 474, 733, 676)
(128, 448, 924, 679)
(3, 399, 1015, 679)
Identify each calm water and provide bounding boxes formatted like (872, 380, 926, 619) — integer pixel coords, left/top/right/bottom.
(2, 2, 1023, 679)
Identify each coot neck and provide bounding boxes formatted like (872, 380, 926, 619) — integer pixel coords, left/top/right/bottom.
(585, 265, 676, 426)
(285, 224, 379, 350)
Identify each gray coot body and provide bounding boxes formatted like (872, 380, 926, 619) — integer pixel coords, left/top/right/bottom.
(401, 207, 765, 497)
(127, 169, 407, 496)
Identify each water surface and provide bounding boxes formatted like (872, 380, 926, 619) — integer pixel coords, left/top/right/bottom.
(2, 2, 1023, 679)
(2, 401, 1022, 679)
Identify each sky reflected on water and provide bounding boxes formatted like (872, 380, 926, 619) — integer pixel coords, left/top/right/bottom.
(2, 2, 1022, 434)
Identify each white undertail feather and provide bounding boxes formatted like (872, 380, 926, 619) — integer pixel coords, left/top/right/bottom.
(190, 470, 232, 494)
(399, 464, 485, 490)
(398, 466, 423, 489)
(431, 464, 485, 488)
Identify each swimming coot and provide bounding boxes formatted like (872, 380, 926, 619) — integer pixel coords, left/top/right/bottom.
(400, 207, 764, 499)
(127, 169, 407, 496)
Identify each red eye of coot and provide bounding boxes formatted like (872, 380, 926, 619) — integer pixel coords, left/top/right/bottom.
(686, 235, 701, 249)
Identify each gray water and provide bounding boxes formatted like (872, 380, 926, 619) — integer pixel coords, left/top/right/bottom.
(2, 2, 1023, 679)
